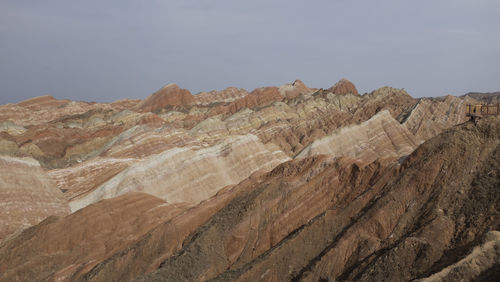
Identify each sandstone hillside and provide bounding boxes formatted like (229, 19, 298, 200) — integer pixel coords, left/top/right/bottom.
(0, 80, 498, 281)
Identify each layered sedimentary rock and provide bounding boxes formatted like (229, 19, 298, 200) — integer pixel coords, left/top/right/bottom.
(278, 79, 315, 99)
(194, 87, 249, 105)
(296, 110, 419, 161)
(0, 192, 190, 281)
(328, 78, 359, 95)
(0, 156, 69, 241)
(210, 86, 284, 116)
(0, 176, 253, 282)
(0, 95, 138, 127)
(402, 95, 473, 141)
(0, 79, 497, 282)
(69, 134, 290, 211)
(0, 80, 419, 169)
(134, 117, 500, 282)
(136, 83, 195, 112)
(47, 157, 137, 202)
(4, 118, 497, 282)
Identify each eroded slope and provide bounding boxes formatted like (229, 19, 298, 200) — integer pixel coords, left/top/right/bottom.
(135, 117, 499, 281)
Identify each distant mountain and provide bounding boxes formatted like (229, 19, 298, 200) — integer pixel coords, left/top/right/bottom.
(461, 91, 500, 104)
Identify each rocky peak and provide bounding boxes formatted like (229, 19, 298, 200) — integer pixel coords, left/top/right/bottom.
(136, 83, 194, 112)
(278, 79, 313, 99)
(328, 78, 359, 96)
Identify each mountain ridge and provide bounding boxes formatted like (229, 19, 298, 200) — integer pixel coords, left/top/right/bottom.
(0, 79, 498, 281)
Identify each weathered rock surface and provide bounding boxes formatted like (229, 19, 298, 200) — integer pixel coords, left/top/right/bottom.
(69, 134, 290, 211)
(136, 83, 195, 112)
(0, 156, 70, 241)
(402, 95, 474, 142)
(134, 117, 500, 282)
(194, 87, 249, 105)
(210, 86, 284, 116)
(0, 192, 190, 281)
(0, 79, 497, 282)
(48, 157, 136, 202)
(296, 110, 419, 161)
(0, 95, 138, 127)
(328, 78, 359, 96)
(278, 79, 315, 99)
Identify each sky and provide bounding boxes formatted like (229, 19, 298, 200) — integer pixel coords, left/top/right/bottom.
(1, 0, 499, 104)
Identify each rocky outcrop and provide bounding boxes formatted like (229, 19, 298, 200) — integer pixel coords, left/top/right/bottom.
(194, 87, 249, 105)
(402, 95, 472, 142)
(69, 134, 290, 211)
(0, 156, 70, 241)
(210, 86, 283, 116)
(47, 157, 136, 202)
(296, 110, 419, 161)
(0, 96, 126, 127)
(278, 80, 314, 99)
(328, 78, 359, 96)
(136, 83, 195, 112)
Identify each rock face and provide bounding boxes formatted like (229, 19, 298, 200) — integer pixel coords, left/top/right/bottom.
(0, 79, 497, 281)
(297, 110, 419, 161)
(136, 83, 194, 112)
(194, 87, 249, 105)
(0, 156, 70, 241)
(0, 192, 190, 281)
(328, 78, 359, 95)
(402, 95, 473, 142)
(136, 117, 499, 281)
(278, 79, 314, 99)
(0, 95, 137, 127)
(69, 134, 290, 211)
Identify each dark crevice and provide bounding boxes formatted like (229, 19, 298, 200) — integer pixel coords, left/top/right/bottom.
(289, 185, 390, 282)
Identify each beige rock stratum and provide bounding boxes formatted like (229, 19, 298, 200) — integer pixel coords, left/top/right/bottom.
(0, 156, 70, 241)
(69, 134, 290, 211)
(297, 110, 419, 161)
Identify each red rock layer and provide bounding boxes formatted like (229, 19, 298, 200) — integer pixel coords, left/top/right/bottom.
(328, 78, 359, 95)
(0, 185, 245, 281)
(209, 87, 283, 116)
(0, 192, 190, 281)
(136, 84, 195, 112)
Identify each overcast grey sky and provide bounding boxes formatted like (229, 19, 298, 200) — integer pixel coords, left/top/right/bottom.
(1, 0, 499, 104)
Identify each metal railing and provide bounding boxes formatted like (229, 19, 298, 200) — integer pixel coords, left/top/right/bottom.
(466, 104, 500, 117)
